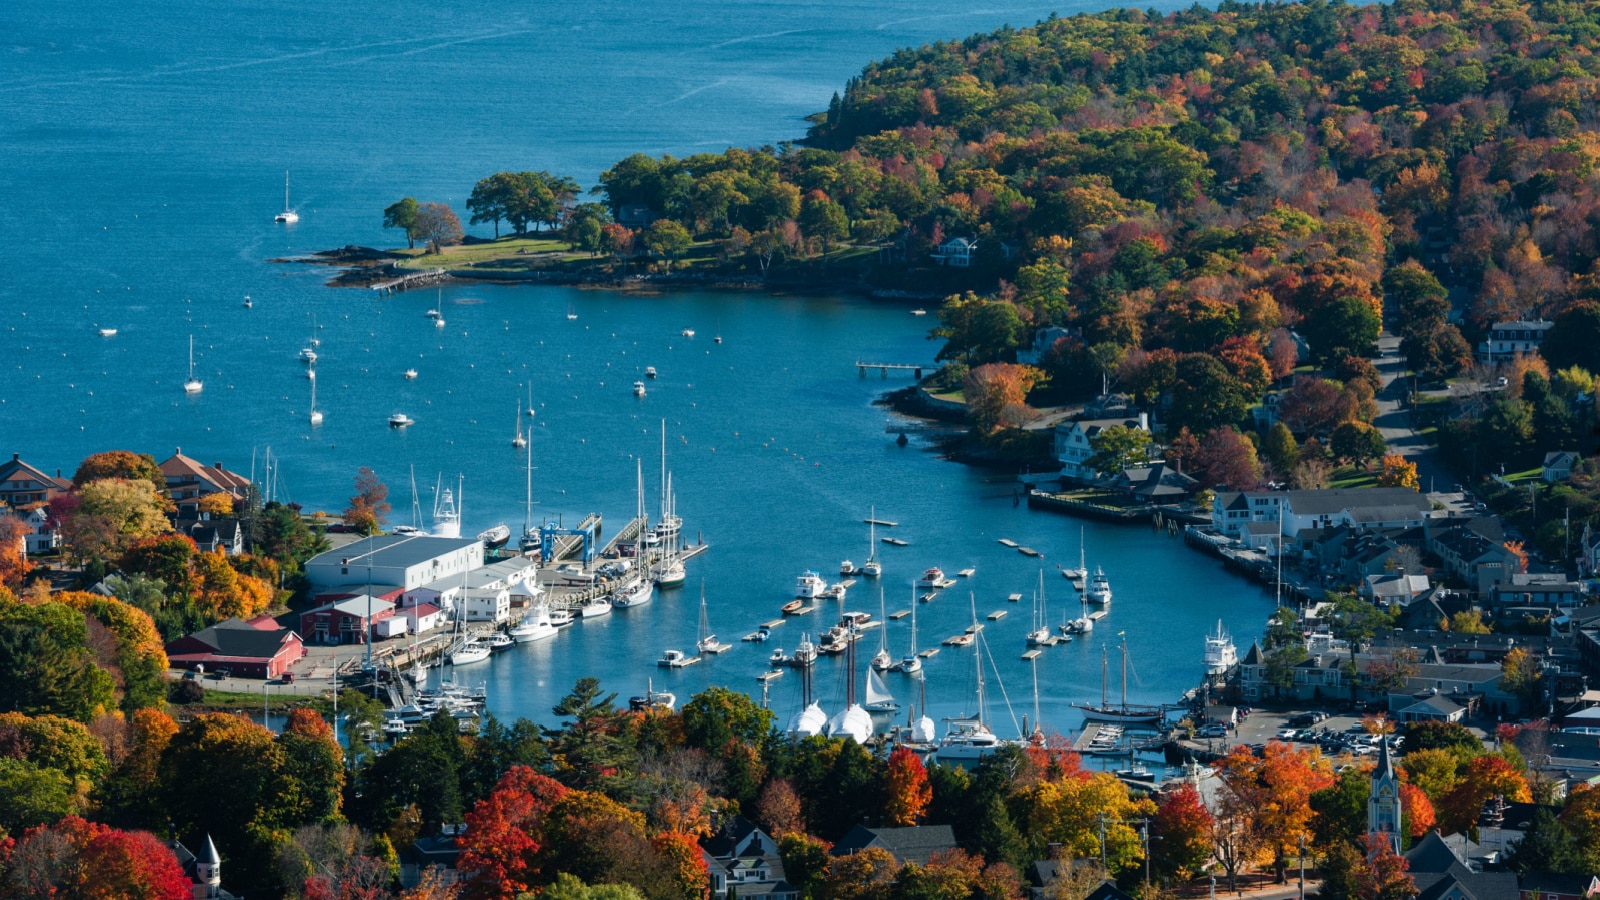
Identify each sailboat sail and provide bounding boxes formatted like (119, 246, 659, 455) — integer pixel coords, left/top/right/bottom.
(865, 669, 895, 708)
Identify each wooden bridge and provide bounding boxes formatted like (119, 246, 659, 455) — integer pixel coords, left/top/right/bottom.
(371, 268, 447, 295)
(855, 361, 927, 379)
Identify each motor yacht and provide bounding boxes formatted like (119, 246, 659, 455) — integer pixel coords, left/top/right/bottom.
(403, 369, 418, 380)
(1086, 567, 1112, 605)
(510, 606, 558, 643)
(388, 413, 414, 427)
(1204, 620, 1239, 674)
(645, 366, 658, 379)
(633, 381, 646, 397)
(548, 608, 575, 628)
(917, 568, 952, 589)
(795, 571, 828, 599)
(485, 633, 514, 653)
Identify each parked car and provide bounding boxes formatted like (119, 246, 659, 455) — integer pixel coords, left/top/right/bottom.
(1199, 724, 1228, 738)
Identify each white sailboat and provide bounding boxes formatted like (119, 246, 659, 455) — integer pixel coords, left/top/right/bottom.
(566, 302, 577, 321)
(696, 582, 726, 654)
(825, 621, 873, 743)
(1027, 570, 1051, 646)
(862, 507, 882, 577)
(512, 399, 528, 448)
(519, 434, 540, 554)
(1061, 589, 1094, 636)
(653, 422, 686, 588)
(274, 170, 299, 223)
(937, 595, 1013, 760)
(183, 335, 203, 394)
(864, 667, 899, 712)
(899, 581, 922, 674)
(1062, 528, 1087, 580)
(611, 575, 653, 608)
(870, 585, 892, 671)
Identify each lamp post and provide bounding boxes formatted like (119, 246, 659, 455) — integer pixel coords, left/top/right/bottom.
(263, 680, 270, 728)
(1141, 822, 1152, 891)
(1298, 833, 1306, 900)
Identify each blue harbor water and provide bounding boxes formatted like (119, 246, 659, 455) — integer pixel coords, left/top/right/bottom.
(0, 0, 1266, 735)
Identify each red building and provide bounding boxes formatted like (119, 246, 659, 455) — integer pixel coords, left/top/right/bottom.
(299, 591, 400, 645)
(165, 616, 304, 679)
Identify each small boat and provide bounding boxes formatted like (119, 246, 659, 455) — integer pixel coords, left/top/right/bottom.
(629, 679, 676, 711)
(98, 328, 117, 337)
(714, 334, 723, 344)
(434, 317, 446, 328)
(403, 369, 418, 380)
(917, 568, 954, 589)
(485, 633, 515, 653)
(299, 347, 317, 364)
(1027, 571, 1052, 647)
(958, 568, 975, 577)
(389, 413, 414, 428)
(633, 381, 647, 397)
(426, 309, 441, 319)
(681, 328, 695, 337)
(477, 524, 511, 549)
(695, 586, 727, 654)
(658, 649, 699, 668)
(943, 634, 974, 647)
(882, 537, 908, 547)
(548, 608, 575, 628)
(870, 585, 892, 671)
(1086, 567, 1112, 605)
(274, 171, 299, 223)
(580, 597, 612, 618)
(451, 641, 490, 666)
(183, 335, 203, 395)
(512, 399, 528, 448)
(862, 508, 883, 577)
(1062, 529, 1088, 581)
(824, 583, 849, 601)
(611, 577, 653, 608)
(566, 303, 577, 321)
(242, 295, 253, 308)
(911, 308, 927, 316)
(781, 599, 805, 615)
(795, 571, 828, 599)
(919, 592, 937, 603)
(840, 560, 855, 577)
(645, 366, 658, 379)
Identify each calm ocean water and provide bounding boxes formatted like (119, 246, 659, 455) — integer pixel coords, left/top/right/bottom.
(0, 0, 1265, 734)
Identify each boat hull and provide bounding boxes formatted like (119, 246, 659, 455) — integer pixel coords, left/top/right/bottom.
(1073, 705, 1163, 725)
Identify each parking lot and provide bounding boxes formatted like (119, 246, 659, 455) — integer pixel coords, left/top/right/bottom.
(1183, 706, 1488, 761)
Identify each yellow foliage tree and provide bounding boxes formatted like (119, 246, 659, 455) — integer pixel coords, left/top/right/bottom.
(1376, 454, 1419, 489)
(197, 493, 234, 517)
(1011, 770, 1155, 870)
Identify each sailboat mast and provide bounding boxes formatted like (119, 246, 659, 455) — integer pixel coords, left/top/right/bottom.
(971, 592, 983, 726)
(909, 582, 917, 652)
(524, 434, 533, 535)
(1101, 646, 1109, 709)
(1121, 636, 1129, 713)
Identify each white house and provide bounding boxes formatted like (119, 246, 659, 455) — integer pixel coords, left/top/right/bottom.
(460, 586, 510, 624)
(404, 603, 446, 633)
(931, 236, 977, 267)
(402, 556, 537, 611)
(305, 535, 483, 594)
(1016, 325, 1074, 365)
(1211, 487, 1434, 541)
(1053, 414, 1149, 482)
(1480, 319, 1554, 363)
(19, 507, 58, 554)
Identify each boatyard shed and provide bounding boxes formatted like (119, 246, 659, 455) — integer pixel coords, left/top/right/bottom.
(831, 825, 956, 866)
(165, 617, 304, 679)
(306, 535, 482, 593)
(402, 556, 536, 609)
(299, 592, 398, 645)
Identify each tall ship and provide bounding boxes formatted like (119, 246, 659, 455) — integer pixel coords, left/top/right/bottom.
(1072, 636, 1163, 725)
(1204, 621, 1239, 674)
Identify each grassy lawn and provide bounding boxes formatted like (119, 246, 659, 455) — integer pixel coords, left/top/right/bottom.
(1503, 466, 1543, 484)
(396, 236, 578, 269)
(929, 390, 966, 404)
(1328, 465, 1378, 489)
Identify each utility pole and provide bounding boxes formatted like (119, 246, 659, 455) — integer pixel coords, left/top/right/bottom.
(1141, 821, 1152, 891)
(263, 680, 270, 727)
(1099, 813, 1108, 869)
(1298, 833, 1306, 900)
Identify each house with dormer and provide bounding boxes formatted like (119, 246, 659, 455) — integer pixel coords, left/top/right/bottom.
(700, 816, 797, 900)
(0, 453, 70, 510)
(931, 236, 978, 267)
(157, 449, 252, 515)
(167, 835, 238, 900)
(1054, 414, 1150, 483)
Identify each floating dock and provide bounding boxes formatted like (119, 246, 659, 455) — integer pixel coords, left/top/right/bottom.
(919, 593, 937, 603)
(756, 670, 782, 682)
(699, 642, 732, 654)
(761, 619, 785, 629)
(865, 518, 898, 527)
(888, 609, 911, 620)
(659, 654, 701, 668)
(988, 610, 1007, 620)
(918, 648, 939, 658)
(966, 623, 984, 634)
(1008, 593, 1023, 602)
(998, 539, 1018, 548)
(1089, 609, 1109, 620)
(1021, 649, 1041, 661)
(1018, 547, 1040, 557)
(882, 537, 908, 546)
(789, 605, 815, 616)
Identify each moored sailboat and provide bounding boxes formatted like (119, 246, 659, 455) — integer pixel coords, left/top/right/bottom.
(1072, 636, 1163, 724)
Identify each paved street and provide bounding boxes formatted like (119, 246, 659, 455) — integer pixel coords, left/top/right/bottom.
(1372, 334, 1457, 494)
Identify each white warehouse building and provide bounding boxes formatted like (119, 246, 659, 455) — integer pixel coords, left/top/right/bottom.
(305, 535, 483, 594)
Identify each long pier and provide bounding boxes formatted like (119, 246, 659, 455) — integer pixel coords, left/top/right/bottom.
(855, 361, 926, 379)
(372, 268, 447, 295)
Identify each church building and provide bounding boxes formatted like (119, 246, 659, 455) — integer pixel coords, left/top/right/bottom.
(1368, 737, 1403, 854)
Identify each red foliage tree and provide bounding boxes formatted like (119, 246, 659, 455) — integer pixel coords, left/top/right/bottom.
(458, 766, 569, 899)
(1354, 832, 1417, 900)
(8, 816, 189, 900)
(1193, 427, 1262, 489)
(0, 516, 33, 589)
(1153, 784, 1215, 878)
(884, 746, 933, 826)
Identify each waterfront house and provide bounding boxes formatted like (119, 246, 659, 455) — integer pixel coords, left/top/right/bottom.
(1480, 320, 1554, 364)
(460, 586, 510, 624)
(699, 816, 797, 900)
(156, 449, 252, 516)
(1211, 487, 1433, 541)
(176, 517, 243, 556)
(305, 535, 483, 594)
(165, 617, 304, 679)
(830, 824, 957, 867)
(1016, 325, 1075, 366)
(1053, 414, 1149, 483)
(1237, 642, 1349, 702)
(0, 453, 70, 510)
(1543, 451, 1579, 482)
(298, 592, 399, 645)
(1112, 463, 1197, 503)
(931, 236, 978, 267)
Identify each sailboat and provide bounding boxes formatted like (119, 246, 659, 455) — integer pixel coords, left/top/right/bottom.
(1027, 570, 1051, 646)
(825, 619, 873, 742)
(653, 423, 686, 588)
(274, 170, 299, 223)
(519, 433, 540, 554)
(862, 507, 882, 577)
(786, 652, 826, 738)
(899, 582, 922, 674)
(937, 594, 1012, 760)
(865, 666, 899, 712)
(308, 368, 323, 426)
(870, 585, 892, 671)
(1028, 656, 1046, 745)
(299, 314, 318, 364)
(1072, 635, 1164, 724)
(566, 302, 577, 321)
(183, 335, 203, 394)
(908, 672, 937, 744)
(1062, 529, 1087, 580)
(512, 399, 528, 448)
(696, 582, 726, 654)
(1060, 589, 1094, 636)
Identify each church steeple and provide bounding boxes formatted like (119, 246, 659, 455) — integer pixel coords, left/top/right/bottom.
(1368, 737, 1403, 854)
(197, 835, 221, 896)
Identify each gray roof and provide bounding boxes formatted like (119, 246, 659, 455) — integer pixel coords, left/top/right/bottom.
(1284, 487, 1431, 516)
(831, 824, 956, 867)
(1402, 694, 1465, 716)
(308, 534, 479, 570)
(168, 618, 296, 659)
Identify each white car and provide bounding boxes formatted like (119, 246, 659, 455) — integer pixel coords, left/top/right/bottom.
(1277, 729, 1298, 740)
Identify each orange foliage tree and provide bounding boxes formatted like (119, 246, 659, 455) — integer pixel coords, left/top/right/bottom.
(0, 516, 33, 589)
(1400, 783, 1435, 838)
(1216, 743, 1334, 882)
(1437, 756, 1531, 834)
(1376, 454, 1419, 490)
(962, 363, 1043, 434)
(884, 745, 932, 826)
(458, 766, 570, 900)
(651, 829, 711, 900)
(756, 777, 806, 837)
(6, 815, 190, 900)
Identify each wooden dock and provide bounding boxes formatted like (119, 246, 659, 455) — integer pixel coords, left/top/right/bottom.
(1089, 609, 1109, 620)
(942, 634, 974, 646)
(1018, 547, 1040, 557)
(865, 518, 898, 527)
(790, 605, 815, 616)
(699, 642, 732, 654)
(372, 267, 446, 295)
(919, 593, 937, 603)
(1008, 593, 1023, 602)
(756, 671, 782, 682)
(918, 648, 940, 658)
(988, 609, 1008, 620)
(659, 655, 701, 668)
(888, 609, 911, 620)
(1021, 649, 1041, 661)
(855, 361, 926, 378)
(998, 539, 1018, 548)
(761, 619, 785, 629)
(958, 568, 975, 577)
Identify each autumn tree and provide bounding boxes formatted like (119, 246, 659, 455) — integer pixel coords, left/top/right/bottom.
(1085, 425, 1153, 476)
(884, 746, 932, 826)
(1193, 427, 1261, 490)
(1400, 783, 1435, 839)
(72, 451, 166, 493)
(4, 816, 191, 900)
(1331, 422, 1388, 466)
(1153, 784, 1214, 880)
(963, 364, 1042, 434)
(1437, 756, 1531, 834)
(414, 202, 464, 253)
(457, 766, 570, 899)
(343, 467, 391, 535)
(1262, 424, 1299, 477)
(1376, 455, 1419, 490)
(0, 516, 33, 589)
(644, 220, 693, 262)
(74, 478, 174, 555)
(821, 845, 898, 900)
(1279, 377, 1346, 439)
(1501, 647, 1545, 710)
(1215, 743, 1334, 883)
(756, 778, 806, 837)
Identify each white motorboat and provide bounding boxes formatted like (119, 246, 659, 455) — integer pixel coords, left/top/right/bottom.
(633, 381, 646, 397)
(1086, 567, 1112, 604)
(681, 328, 695, 337)
(274, 170, 299, 223)
(299, 347, 317, 364)
(477, 524, 510, 549)
(548, 608, 575, 627)
(1205, 620, 1239, 674)
(389, 413, 414, 427)
(1061, 591, 1094, 636)
(451, 641, 490, 666)
(183, 335, 203, 394)
(431, 478, 461, 538)
(825, 583, 848, 602)
(612, 577, 653, 608)
(645, 366, 658, 379)
(434, 317, 446, 328)
(579, 598, 611, 618)
(403, 369, 418, 380)
(510, 605, 558, 643)
(629, 679, 675, 711)
(917, 568, 953, 589)
(1027, 571, 1052, 646)
(242, 295, 252, 308)
(98, 327, 117, 337)
(795, 571, 828, 599)
(425, 309, 441, 319)
(566, 303, 577, 321)
(840, 560, 855, 577)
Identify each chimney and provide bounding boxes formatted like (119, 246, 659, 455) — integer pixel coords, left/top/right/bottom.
(1139, 411, 1149, 431)
(10, 453, 16, 461)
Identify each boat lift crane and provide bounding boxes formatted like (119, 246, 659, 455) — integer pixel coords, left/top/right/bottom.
(539, 518, 601, 565)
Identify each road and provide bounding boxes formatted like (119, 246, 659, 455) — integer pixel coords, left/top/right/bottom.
(1372, 334, 1457, 494)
